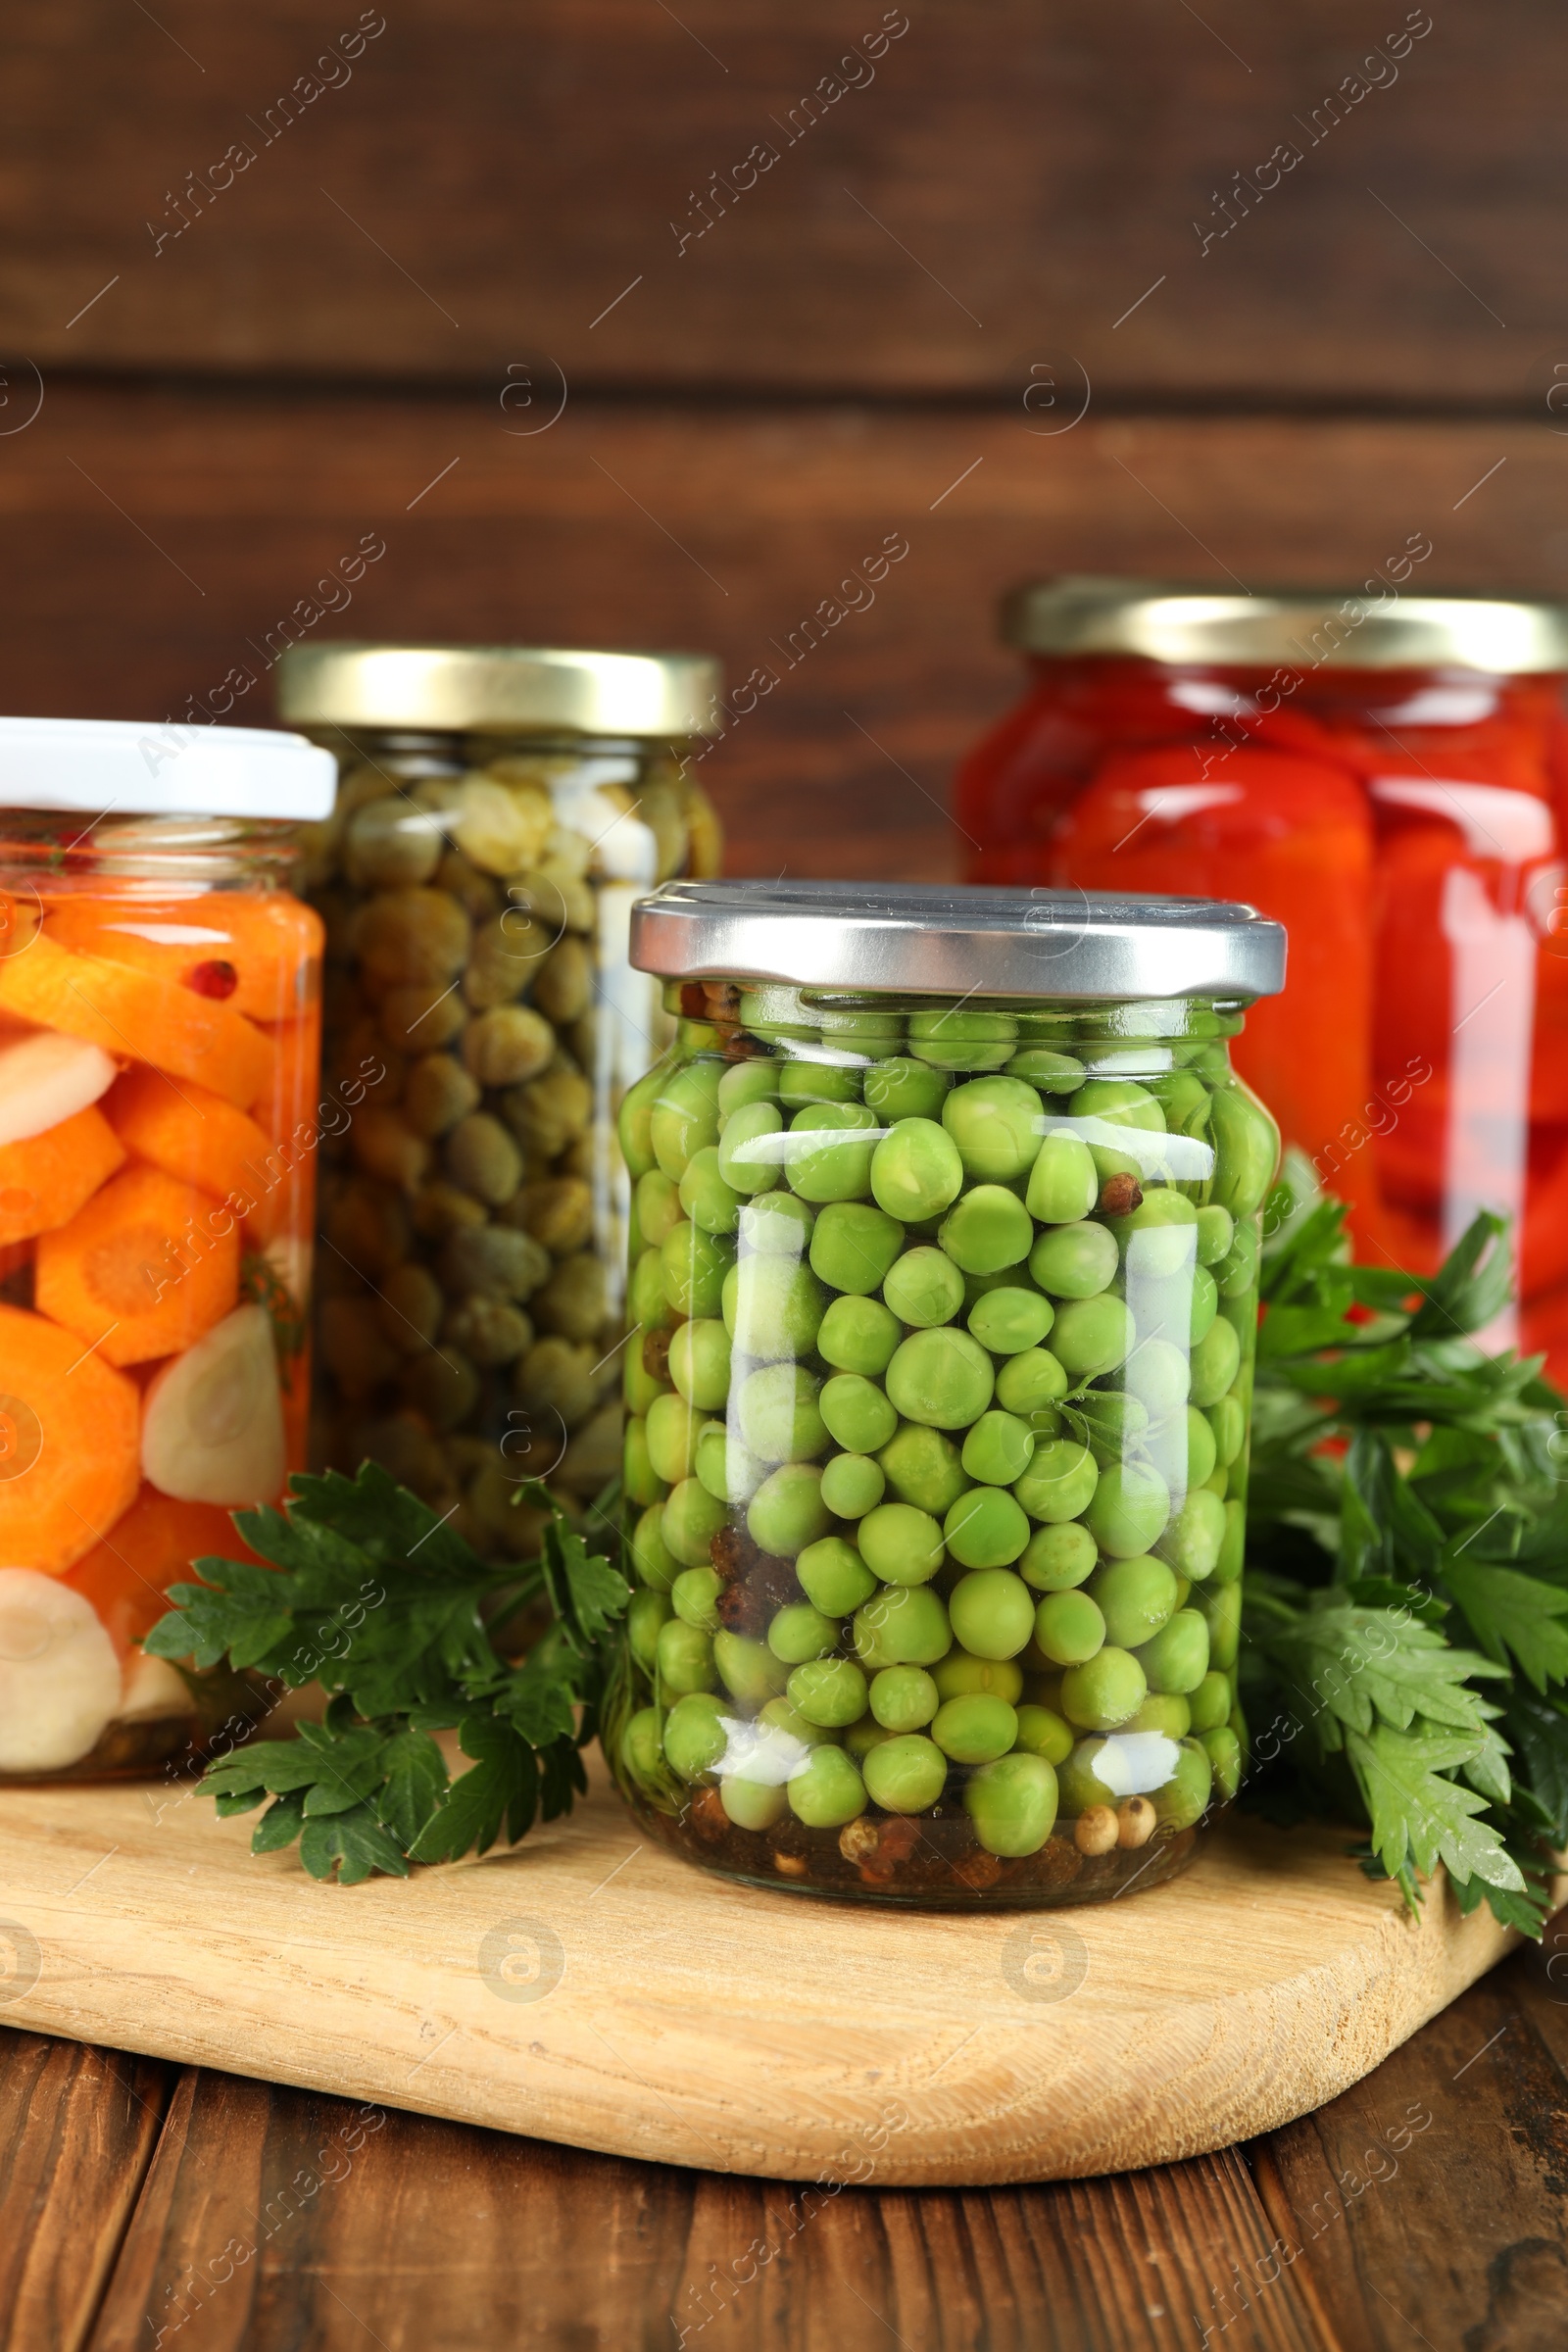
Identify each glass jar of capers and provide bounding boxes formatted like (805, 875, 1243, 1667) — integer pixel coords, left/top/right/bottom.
(608, 881, 1285, 1907)
(274, 644, 722, 1555)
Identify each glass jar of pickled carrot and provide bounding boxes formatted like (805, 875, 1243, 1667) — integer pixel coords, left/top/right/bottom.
(957, 579, 1568, 1368)
(0, 718, 334, 1780)
(274, 642, 721, 1560)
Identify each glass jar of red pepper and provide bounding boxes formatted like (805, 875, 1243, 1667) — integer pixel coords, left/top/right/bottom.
(956, 576, 1568, 1373)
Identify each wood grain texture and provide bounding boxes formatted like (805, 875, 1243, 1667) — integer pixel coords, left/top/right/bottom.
(83, 2066, 1331, 2352)
(0, 1768, 1530, 2188)
(1, 384, 1565, 881)
(1251, 1916, 1568, 2352)
(0, 2027, 172, 2352)
(0, 1, 1560, 399)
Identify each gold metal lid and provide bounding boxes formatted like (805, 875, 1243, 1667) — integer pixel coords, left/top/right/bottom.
(274, 643, 723, 737)
(1002, 575, 1568, 672)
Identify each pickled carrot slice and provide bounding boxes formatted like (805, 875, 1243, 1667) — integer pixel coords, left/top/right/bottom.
(0, 1302, 141, 1573)
(0, 1103, 126, 1246)
(45, 891, 322, 1024)
(107, 1065, 293, 1241)
(0, 928, 275, 1109)
(64, 1487, 258, 1653)
(35, 1162, 240, 1366)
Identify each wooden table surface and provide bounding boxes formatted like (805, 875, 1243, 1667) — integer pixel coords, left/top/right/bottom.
(5, 1903, 1566, 2352)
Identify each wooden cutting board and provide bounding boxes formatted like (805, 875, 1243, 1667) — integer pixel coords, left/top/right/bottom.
(0, 1764, 1524, 2187)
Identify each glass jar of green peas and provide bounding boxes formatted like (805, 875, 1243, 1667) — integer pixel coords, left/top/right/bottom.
(608, 882, 1285, 1907)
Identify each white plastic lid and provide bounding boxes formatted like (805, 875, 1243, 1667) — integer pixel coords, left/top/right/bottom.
(0, 718, 338, 821)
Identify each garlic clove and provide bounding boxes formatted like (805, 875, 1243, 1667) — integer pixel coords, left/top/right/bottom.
(0, 1568, 122, 1772)
(0, 1029, 118, 1147)
(118, 1651, 193, 1723)
(141, 1302, 286, 1506)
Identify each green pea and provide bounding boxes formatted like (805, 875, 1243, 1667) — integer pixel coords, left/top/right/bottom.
(757, 1694, 834, 1749)
(1028, 1220, 1118, 1299)
(864, 1056, 952, 1121)
(1122, 1337, 1190, 1427)
(995, 1348, 1069, 1417)
(858, 1501, 945, 1587)
(1089, 1555, 1178, 1648)
(618, 1059, 668, 1179)
(620, 1704, 664, 1788)
(1019, 1521, 1098, 1592)
(1059, 1645, 1147, 1731)
(662, 1690, 727, 1778)
(1106, 1188, 1197, 1275)
(1085, 1460, 1169, 1558)
(716, 1101, 784, 1197)
(1184, 1405, 1218, 1490)
(1034, 1588, 1106, 1667)
(747, 1462, 831, 1557)
(881, 1246, 962, 1329)
(650, 1060, 722, 1182)
(667, 1567, 720, 1636)
(795, 1534, 877, 1616)
(779, 1058, 862, 1110)
(1073, 1389, 1152, 1470)
(1005, 1047, 1085, 1094)
(877, 1422, 970, 1515)
(846, 1717, 895, 1761)
(1156, 1488, 1226, 1582)
(862, 1733, 948, 1811)
(932, 1650, 1023, 1701)
(1153, 1736, 1214, 1829)
(630, 1502, 679, 1592)
(870, 1665, 940, 1730)
(1144, 1067, 1211, 1129)
(939, 1184, 1034, 1276)
(818, 1452, 885, 1519)
(763, 1602, 838, 1666)
(932, 1691, 1017, 1763)
(1201, 1725, 1242, 1801)
(1025, 1130, 1098, 1224)
(1207, 1394, 1246, 1468)
(695, 1422, 763, 1505)
(737, 1363, 828, 1463)
(1137, 1606, 1210, 1695)
(869, 1116, 964, 1223)
(667, 1321, 732, 1414)
(819, 1373, 899, 1456)
(635, 1169, 683, 1250)
(949, 1568, 1035, 1660)
(942, 1076, 1043, 1181)
(1195, 1576, 1242, 1670)
(713, 1630, 790, 1706)
(817, 1294, 902, 1376)
(1013, 1438, 1098, 1524)
(786, 1102, 879, 1202)
(808, 1200, 906, 1297)
(657, 1616, 716, 1695)
(1195, 1203, 1234, 1266)
(1122, 1692, 1191, 1738)
(1207, 1086, 1279, 1217)
(662, 1220, 735, 1319)
(1212, 1499, 1246, 1587)
(626, 1587, 671, 1670)
(960, 1408, 1035, 1488)
(885, 1327, 995, 1430)
(629, 1244, 677, 1335)
(1066, 1077, 1165, 1135)
(966, 1286, 1054, 1356)
(788, 1744, 867, 1828)
(908, 1007, 1018, 1073)
(623, 1415, 668, 1508)
(624, 1346, 670, 1417)
(678, 1145, 745, 1238)
(1051, 1294, 1136, 1378)
(1012, 1704, 1074, 1765)
(739, 1190, 815, 1255)
(944, 1486, 1031, 1569)
(717, 1058, 780, 1115)
(1188, 1671, 1232, 1735)
(720, 1776, 789, 1831)
(826, 1010, 905, 1054)
(1186, 1265, 1219, 1347)
(661, 1477, 728, 1568)
(964, 1752, 1058, 1856)
(1188, 1314, 1242, 1408)
(852, 1584, 953, 1670)
(1215, 1221, 1260, 1299)
(1056, 1735, 1122, 1815)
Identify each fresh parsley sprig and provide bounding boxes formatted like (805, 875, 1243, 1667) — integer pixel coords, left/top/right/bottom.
(144, 1465, 629, 1884)
(1243, 1154, 1568, 1936)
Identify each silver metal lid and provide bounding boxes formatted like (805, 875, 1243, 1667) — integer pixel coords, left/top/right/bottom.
(1003, 574, 1568, 673)
(275, 642, 722, 737)
(630, 881, 1286, 1003)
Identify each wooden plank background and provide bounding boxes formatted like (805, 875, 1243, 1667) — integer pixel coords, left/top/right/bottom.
(1, 0, 1564, 872)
